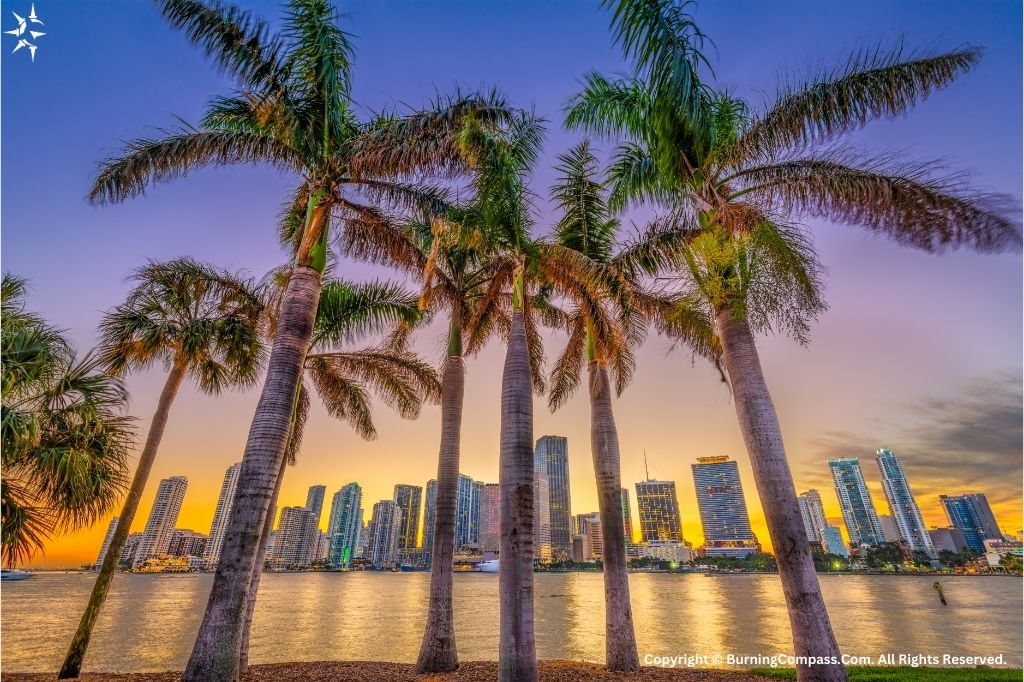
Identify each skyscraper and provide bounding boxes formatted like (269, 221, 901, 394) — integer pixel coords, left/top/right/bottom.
(203, 462, 241, 569)
(797, 490, 828, 546)
(326, 483, 362, 566)
(877, 515, 901, 543)
(94, 517, 119, 570)
(940, 493, 1004, 553)
(305, 484, 326, 526)
(393, 483, 423, 559)
(270, 506, 318, 568)
(479, 483, 500, 554)
(576, 512, 603, 559)
(422, 479, 437, 565)
(533, 445, 552, 562)
(621, 488, 633, 543)
(876, 448, 935, 556)
(635, 479, 684, 543)
(828, 457, 884, 547)
(455, 475, 482, 549)
(167, 529, 207, 557)
(535, 436, 572, 561)
(134, 476, 188, 566)
(368, 500, 402, 567)
(823, 525, 849, 558)
(691, 456, 759, 558)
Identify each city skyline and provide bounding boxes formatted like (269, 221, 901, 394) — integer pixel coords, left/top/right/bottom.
(5, 1, 1020, 570)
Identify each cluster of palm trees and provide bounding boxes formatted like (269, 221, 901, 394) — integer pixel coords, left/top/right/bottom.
(0, 1, 1015, 681)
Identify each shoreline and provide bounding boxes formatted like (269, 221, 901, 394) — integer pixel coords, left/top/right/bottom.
(3, 662, 1023, 682)
(16, 568, 1022, 577)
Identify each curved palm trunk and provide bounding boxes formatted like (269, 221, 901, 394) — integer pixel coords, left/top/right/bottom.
(588, 361, 639, 672)
(238, 454, 288, 674)
(715, 307, 848, 682)
(415, 350, 465, 673)
(183, 267, 321, 682)
(59, 360, 187, 679)
(498, 308, 537, 682)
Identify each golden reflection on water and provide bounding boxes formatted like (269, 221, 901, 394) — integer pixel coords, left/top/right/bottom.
(1, 572, 1021, 673)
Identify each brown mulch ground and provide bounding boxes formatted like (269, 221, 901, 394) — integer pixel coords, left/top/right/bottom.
(2, 661, 776, 682)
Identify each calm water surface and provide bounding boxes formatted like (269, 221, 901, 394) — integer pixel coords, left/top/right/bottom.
(2, 572, 1021, 672)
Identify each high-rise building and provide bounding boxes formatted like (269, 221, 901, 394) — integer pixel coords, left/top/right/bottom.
(823, 525, 849, 558)
(305, 485, 327, 526)
(393, 483, 422, 560)
(797, 490, 828, 546)
(326, 483, 362, 566)
(535, 436, 572, 561)
(167, 529, 207, 557)
(635, 479, 684, 543)
(877, 515, 901, 543)
(691, 456, 759, 558)
(621, 488, 633, 543)
(134, 476, 188, 566)
(423, 479, 437, 565)
(876, 448, 935, 557)
(479, 483, 500, 555)
(424, 474, 482, 563)
(575, 512, 603, 560)
(533, 446, 552, 563)
(94, 517, 119, 569)
(368, 500, 403, 568)
(828, 457, 884, 547)
(940, 493, 1004, 553)
(203, 462, 241, 569)
(120, 533, 142, 567)
(270, 506, 319, 568)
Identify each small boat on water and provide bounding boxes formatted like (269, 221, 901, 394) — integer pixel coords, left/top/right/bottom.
(476, 559, 499, 573)
(399, 564, 415, 572)
(1, 569, 33, 581)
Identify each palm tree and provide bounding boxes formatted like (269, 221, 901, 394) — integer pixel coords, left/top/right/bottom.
(546, 140, 716, 672)
(58, 259, 263, 679)
(238, 275, 439, 673)
(90, 2, 510, 678)
(569, 3, 1020, 680)
(1, 276, 134, 568)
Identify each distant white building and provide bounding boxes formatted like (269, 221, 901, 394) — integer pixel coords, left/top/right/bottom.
(876, 448, 935, 557)
(134, 476, 188, 566)
(368, 500, 402, 568)
(203, 463, 241, 569)
(797, 490, 828, 546)
(94, 517, 119, 569)
(642, 541, 693, 564)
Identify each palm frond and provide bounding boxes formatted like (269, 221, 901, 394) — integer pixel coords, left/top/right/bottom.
(312, 279, 421, 349)
(547, 316, 586, 411)
(552, 140, 618, 263)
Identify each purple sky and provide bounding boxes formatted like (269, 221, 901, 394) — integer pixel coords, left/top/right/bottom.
(2, 0, 1020, 567)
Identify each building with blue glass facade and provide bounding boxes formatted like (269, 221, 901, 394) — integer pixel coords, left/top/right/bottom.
(828, 457, 884, 547)
(691, 456, 759, 558)
(875, 448, 935, 556)
(326, 483, 362, 566)
(940, 493, 1003, 553)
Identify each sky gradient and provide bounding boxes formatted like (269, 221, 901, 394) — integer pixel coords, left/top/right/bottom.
(2, 0, 1021, 568)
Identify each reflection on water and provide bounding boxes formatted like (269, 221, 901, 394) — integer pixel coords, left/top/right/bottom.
(2, 572, 1020, 672)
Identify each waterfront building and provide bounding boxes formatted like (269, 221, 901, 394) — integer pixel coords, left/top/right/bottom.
(120, 533, 142, 567)
(326, 483, 362, 567)
(305, 484, 326, 526)
(797, 490, 828, 546)
(368, 500, 403, 568)
(393, 484, 422, 557)
(981, 538, 1023, 567)
(876, 448, 935, 556)
(479, 483, 500, 555)
(823, 525, 849, 558)
(533, 445, 552, 562)
(167, 529, 207, 557)
(94, 517, 119, 569)
(355, 522, 368, 559)
(621, 488, 634, 543)
(423, 479, 437, 564)
(828, 457, 884, 547)
(940, 493, 1004, 553)
(691, 456, 759, 558)
(929, 527, 969, 554)
(535, 436, 572, 561)
(576, 512, 603, 560)
(202, 462, 241, 569)
(877, 515, 901, 543)
(134, 476, 188, 566)
(571, 534, 588, 563)
(424, 474, 482, 564)
(643, 540, 694, 564)
(270, 506, 319, 568)
(635, 479, 684, 543)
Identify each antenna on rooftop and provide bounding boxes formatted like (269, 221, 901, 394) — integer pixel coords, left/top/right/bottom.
(644, 450, 650, 481)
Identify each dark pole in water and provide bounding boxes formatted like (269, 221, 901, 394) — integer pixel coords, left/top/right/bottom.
(932, 581, 947, 605)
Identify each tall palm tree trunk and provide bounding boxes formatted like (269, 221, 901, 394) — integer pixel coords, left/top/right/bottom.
(715, 307, 848, 682)
(59, 360, 187, 679)
(183, 267, 322, 682)
(416, 344, 465, 673)
(238, 454, 288, 674)
(498, 307, 537, 682)
(587, 360, 639, 672)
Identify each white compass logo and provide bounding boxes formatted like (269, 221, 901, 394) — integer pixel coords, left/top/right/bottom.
(5, 4, 45, 62)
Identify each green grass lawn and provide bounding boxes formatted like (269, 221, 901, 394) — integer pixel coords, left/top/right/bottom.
(750, 667, 1022, 681)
